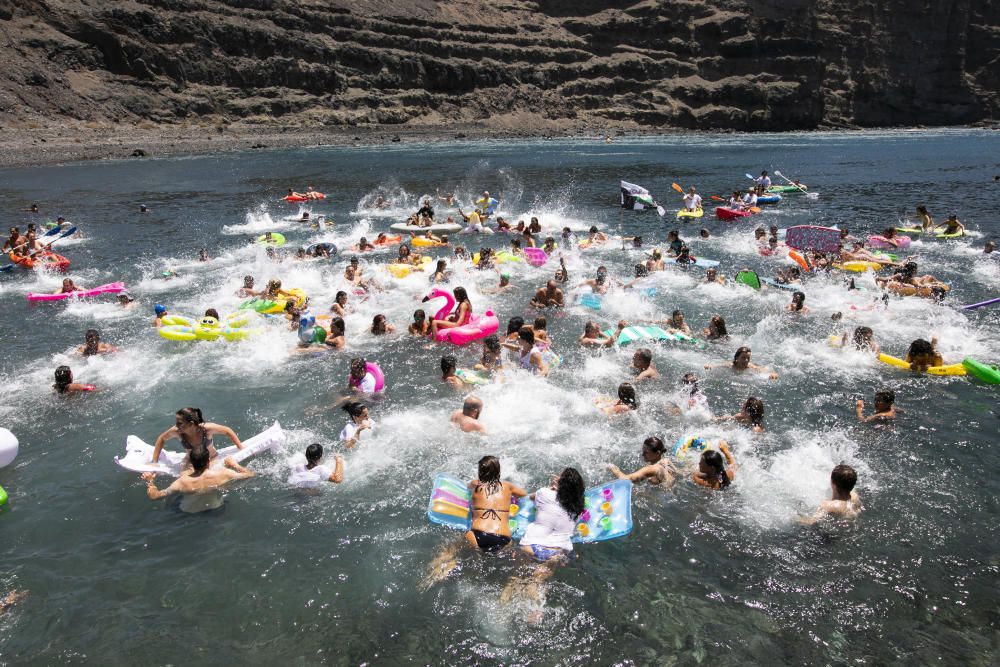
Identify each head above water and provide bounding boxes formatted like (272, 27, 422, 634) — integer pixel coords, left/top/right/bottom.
(642, 436, 666, 461)
(831, 464, 857, 494)
(441, 355, 457, 376)
(305, 443, 324, 465)
(189, 446, 211, 474)
(462, 395, 483, 418)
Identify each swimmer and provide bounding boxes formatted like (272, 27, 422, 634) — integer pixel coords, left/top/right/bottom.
(298, 211, 311, 222)
(517, 468, 585, 563)
(52, 277, 84, 295)
(78, 329, 116, 356)
(582, 225, 608, 247)
(521, 229, 536, 248)
(288, 443, 344, 487)
(699, 228, 710, 239)
(474, 335, 504, 375)
(355, 236, 376, 252)
(409, 309, 431, 336)
(139, 204, 149, 213)
(437, 191, 456, 207)
(531, 316, 552, 348)
(705, 346, 779, 380)
(484, 273, 513, 294)
(666, 230, 683, 257)
(631, 348, 659, 382)
(936, 214, 965, 236)
(531, 280, 564, 308)
(646, 249, 665, 272)
(501, 326, 549, 376)
(984, 241, 995, 254)
(464, 455, 527, 552)
(799, 465, 862, 524)
(441, 355, 465, 390)
(348, 357, 379, 394)
(370, 314, 395, 336)
(650, 309, 691, 335)
(554, 257, 569, 283)
(906, 338, 942, 371)
(856, 390, 895, 423)
(198, 248, 209, 262)
(702, 315, 729, 341)
(666, 372, 709, 415)
(330, 291, 350, 316)
(503, 316, 525, 345)
(340, 401, 374, 448)
(542, 236, 557, 254)
(786, 291, 810, 313)
(835, 326, 880, 354)
(608, 436, 675, 486)
(151, 407, 243, 464)
(53, 366, 95, 394)
(596, 382, 638, 415)
(429, 286, 472, 339)
(153, 304, 167, 328)
(429, 259, 451, 284)
(325, 317, 346, 350)
(704, 267, 725, 285)
(235, 276, 258, 298)
(579, 320, 625, 348)
(450, 396, 487, 434)
(142, 449, 254, 501)
(579, 266, 610, 294)
(716, 396, 765, 433)
(692, 441, 736, 490)
(116, 292, 135, 308)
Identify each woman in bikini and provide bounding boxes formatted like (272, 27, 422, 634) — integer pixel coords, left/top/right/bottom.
(465, 456, 527, 552)
(150, 407, 243, 465)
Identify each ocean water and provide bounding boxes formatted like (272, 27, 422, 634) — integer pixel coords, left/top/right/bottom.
(0, 130, 998, 665)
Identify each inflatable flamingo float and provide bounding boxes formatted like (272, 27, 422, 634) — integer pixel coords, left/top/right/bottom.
(423, 288, 499, 345)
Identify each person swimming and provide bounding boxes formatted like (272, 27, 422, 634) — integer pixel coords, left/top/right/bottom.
(608, 436, 675, 486)
(142, 446, 254, 507)
(856, 390, 895, 423)
(799, 464, 862, 523)
(596, 382, 638, 415)
(78, 329, 116, 357)
(287, 443, 344, 487)
(450, 396, 487, 434)
(692, 442, 736, 490)
(906, 338, 943, 371)
(716, 396, 765, 433)
(501, 327, 549, 376)
(631, 348, 658, 382)
(53, 366, 95, 394)
(409, 309, 431, 336)
(441, 355, 464, 390)
(705, 346, 778, 379)
(339, 401, 374, 448)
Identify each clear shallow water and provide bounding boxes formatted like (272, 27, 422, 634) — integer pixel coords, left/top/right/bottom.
(0, 130, 998, 665)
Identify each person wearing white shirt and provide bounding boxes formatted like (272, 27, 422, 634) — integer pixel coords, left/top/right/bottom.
(755, 170, 771, 194)
(741, 191, 758, 208)
(682, 187, 702, 212)
(518, 468, 586, 562)
(339, 401, 374, 448)
(287, 443, 344, 487)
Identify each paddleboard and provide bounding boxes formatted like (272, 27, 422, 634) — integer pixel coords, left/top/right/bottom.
(115, 421, 285, 476)
(785, 225, 841, 253)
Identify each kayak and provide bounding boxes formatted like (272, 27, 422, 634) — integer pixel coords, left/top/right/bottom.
(27, 282, 125, 302)
(768, 185, 807, 194)
(390, 222, 462, 234)
(676, 208, 704, 220)
(115, 421, 285, 476)
(961, 357, 1000, 384)
(756, 193, 782, 204)
(284, 193, 325, 202)
(9, 251, 70, 271)
(715, 207, 750, 221)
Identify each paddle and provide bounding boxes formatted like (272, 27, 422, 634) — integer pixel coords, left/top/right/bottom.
(1, 226, 66, 271)
(962, 297, 1000, 310)
(774, 170, 819, 199)
(710, 195, 759, 214)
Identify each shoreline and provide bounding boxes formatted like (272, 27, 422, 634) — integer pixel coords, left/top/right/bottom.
(0, 121, 995, 169)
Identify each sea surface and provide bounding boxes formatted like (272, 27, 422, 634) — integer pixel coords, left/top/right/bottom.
(0, 130, 998, 665)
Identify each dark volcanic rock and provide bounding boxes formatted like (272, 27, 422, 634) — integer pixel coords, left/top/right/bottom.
(0, 0, 996, 132)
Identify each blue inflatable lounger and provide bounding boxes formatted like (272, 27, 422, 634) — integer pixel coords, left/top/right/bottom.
(427, 474, 634, 543)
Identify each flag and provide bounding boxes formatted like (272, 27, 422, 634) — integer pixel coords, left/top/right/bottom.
(620, 181, 656, 210)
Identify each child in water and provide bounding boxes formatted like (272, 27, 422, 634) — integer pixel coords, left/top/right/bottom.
(692, 441, 736, 490)
(287, 443, 344, 488)
(856, 390, 895, 423)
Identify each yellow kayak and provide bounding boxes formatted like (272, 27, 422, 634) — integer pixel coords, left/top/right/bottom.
(676, 208, 704, 220)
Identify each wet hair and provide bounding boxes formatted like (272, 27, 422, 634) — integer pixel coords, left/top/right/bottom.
(907, 338, 935, 358)
(371, 314, 388, 335)
(681, 372, 700, 395)
(506, 316, 524, 336)
(335, 291, 347, 303)
(350, 357, 366, 378)
(634, 263, 649, 278)
(54, 365, 73, 393)
(916, 205, 928, 214)
(477, 455, 501, 495)
(642, 436, 666, 457)
(556, 468, 586, 519)
(533, 316, 547, 331)
(176, 406, 205, 425)
(831, 464, 857, 493)
(874, 390, 895, 407)
(618, 382, 638, 408)
(589, 226, 598, 233)
(634, 348, 652, 367)
(329, 317, 345, 336)
(83, 329, 100, 356)
(189, 446, 211, 474)
(342, 401, 367, 419)
(484, 335, 501, 354)
(791, 291, 806, 310)
(441, 355, 457, 376)
(435, 259, 447, 274)
(413, 309, 426, 321)
(305, 443, 323, 466)
(742, 397, 765, 427)
(204, 308, 220, 320)
(453, 286, 469, 304)
(518, 326, 535, 346)
(672, 309, 684, 321)
(709, 316, 728, 338)
(853, 327, 873, 348)
(733, 346, 751, 364)
(700, 450, 730, 489)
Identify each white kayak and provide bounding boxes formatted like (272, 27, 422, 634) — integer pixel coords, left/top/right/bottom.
(389, 222, 462, 234)
(115, 421, 285, 476)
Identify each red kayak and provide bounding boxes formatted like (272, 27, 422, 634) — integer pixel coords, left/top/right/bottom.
(283, 193, 326, 202)
(715, 207, 751, 221)
(8, 250, 70, 271)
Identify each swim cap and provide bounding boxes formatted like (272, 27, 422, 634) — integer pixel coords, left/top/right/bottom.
(154, 304, 166, 315)
(501, 272, 511, 280)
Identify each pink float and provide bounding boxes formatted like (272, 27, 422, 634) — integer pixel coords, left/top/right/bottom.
(27, 282, 126, 302)
(348, 361, 385, 393)
(524, 247, 548, 267)
(423, 288, 500, 346)
(868, 235, 911, 250)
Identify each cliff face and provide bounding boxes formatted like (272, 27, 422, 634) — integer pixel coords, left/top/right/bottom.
(0, 0, 996, 132)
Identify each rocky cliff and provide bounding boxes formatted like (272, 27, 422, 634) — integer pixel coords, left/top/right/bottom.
(0, 0, 996, 132)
